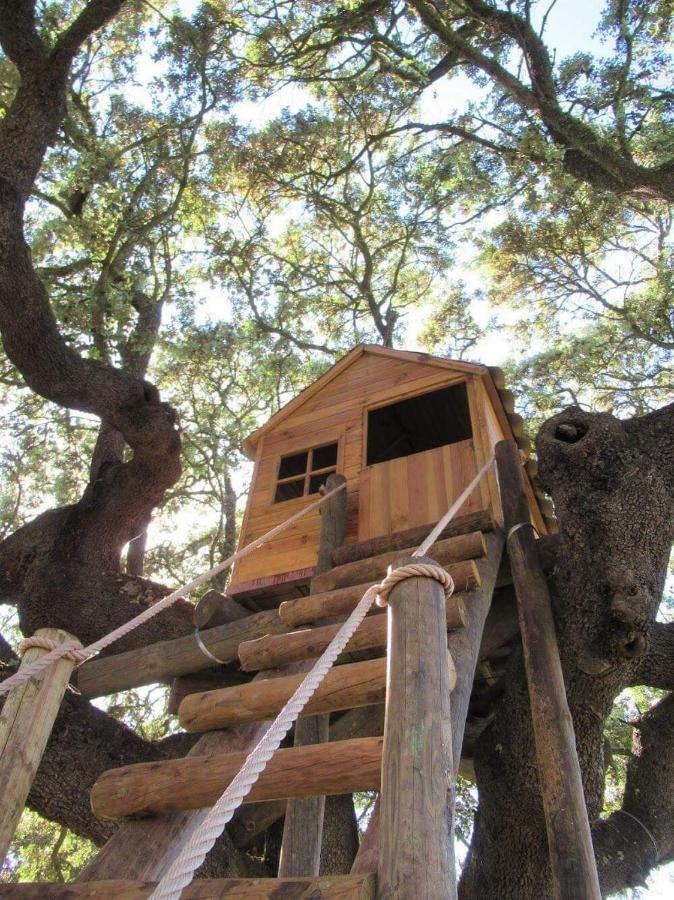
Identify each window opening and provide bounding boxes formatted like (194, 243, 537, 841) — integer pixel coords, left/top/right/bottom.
(275, 442, 339, 503)
(366, 382, 472, 466)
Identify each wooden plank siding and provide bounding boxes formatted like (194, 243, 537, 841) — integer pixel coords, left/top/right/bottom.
(229, 348, 545, 596)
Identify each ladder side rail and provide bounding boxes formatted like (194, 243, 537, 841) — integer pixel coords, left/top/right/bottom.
(495, 439, 601, 900)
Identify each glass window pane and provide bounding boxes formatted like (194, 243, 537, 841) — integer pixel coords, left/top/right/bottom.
(312, 443, 338, 470)
(279, 451, 308, 478)
(308, 470, 335, 494)
(275, 478, 305, 502)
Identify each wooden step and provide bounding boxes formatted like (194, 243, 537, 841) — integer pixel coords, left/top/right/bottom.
(311, 530, 486, 594)
(239, 588, 470, 672)
(0, 874, 376, 898)
(90, 736, 383, 820)
(280, 558, 480, 628)
(180, 656, 387, 732)
(179, 654, 457, 733)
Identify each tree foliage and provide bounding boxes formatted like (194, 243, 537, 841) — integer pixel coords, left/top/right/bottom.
(0, 0, 672, 894)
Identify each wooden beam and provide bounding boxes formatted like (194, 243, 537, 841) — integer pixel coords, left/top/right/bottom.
(279, 472, 347, 879)
(377, 557, 456, 899)
(312, 531, 486, 595)
(90, 736, 383, 820)
(352, 531, 506, 873)
(75, 609, 291, 698)
(0, 628, 80, 864)
(180, 657, 386, 731)
(193, 590, 249, 628)
(332, 510, 494, 566)
(0, 874, 377, 898)
(180, 654, 456, 733)
(239, 592, 468, 672)
(280, 559, 479, 627)
(495, 440, 601, 900)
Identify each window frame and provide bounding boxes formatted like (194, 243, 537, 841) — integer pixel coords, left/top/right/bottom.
(361, 376, 471, 469)
(273, 440, 340, 504)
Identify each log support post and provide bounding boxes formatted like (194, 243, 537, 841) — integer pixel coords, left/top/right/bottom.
(0, 628, 81, 863)
(278, 472, 347, 877)
(495, 439, 601, 900)
(377, 556, 456, 900)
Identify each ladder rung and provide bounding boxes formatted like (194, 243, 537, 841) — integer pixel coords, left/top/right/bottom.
(281, 557, 480, 627)
(179, 656, 388, 732)
(90, 736, 382, 820)
(239, 586, 470, 672)
(311, 529, 486, 595)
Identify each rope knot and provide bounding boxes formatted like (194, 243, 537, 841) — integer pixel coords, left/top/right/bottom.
(375, 563, 455, 608)
(19, 636, 88, 664)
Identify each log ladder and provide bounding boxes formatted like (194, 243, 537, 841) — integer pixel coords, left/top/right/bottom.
(0, 442, 600, 899)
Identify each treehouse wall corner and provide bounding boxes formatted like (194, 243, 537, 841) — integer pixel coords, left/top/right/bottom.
(228, 345, 550, 605)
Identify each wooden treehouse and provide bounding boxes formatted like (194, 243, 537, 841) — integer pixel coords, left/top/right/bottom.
(228, 344, 553, 607)
(0, 345, 602, 900)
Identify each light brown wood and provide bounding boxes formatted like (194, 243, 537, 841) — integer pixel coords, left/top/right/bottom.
(377, 557, 456, 899)
(239, 593, 469, 672)
(90, 736, 383, 820)
(496, 440, 601, 900)
(76, 609, 291, 698)
(280, 558, 479, 628)
(279, 471, 347, 879)
(0, 874, 377, 898)
(0, 628, 80, 864)
(356, 532, 506, 876)
(312, 532, 485, 595)
(230, 351, 494, 589)
(179, 655, 455, 732)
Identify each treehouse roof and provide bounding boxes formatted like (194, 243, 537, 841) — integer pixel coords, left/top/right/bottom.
(243, 344, 496, 456)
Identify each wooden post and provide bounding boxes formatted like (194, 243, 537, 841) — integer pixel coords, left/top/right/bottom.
(377, 556, 456, 900)
(278, 472, 347, 878)
(0, 628, 80, 863)
(495, 440, 601, 900)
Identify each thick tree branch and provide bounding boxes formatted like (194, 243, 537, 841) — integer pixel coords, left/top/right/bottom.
(630, 622, 674, 690)
(593, 694, 674, 895)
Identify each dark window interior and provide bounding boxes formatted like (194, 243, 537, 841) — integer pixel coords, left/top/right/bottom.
(275, 441, 339, 503)
(366, 382, 472, 466)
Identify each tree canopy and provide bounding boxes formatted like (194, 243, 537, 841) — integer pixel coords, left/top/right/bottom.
(0, 0, 672, 895)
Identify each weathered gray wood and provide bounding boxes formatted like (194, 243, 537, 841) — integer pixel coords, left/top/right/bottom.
(193, 590, 248, 629)
(495, 439, 601, 900)
(0, 628, 80, 864)
(377, 556, 457, 900)
(76, 609, 291, 698)
(279, 472, 347, 879)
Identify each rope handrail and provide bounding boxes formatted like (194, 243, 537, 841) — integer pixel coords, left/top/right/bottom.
(0, 481, 347, 697)
(150, 456, 495, 899)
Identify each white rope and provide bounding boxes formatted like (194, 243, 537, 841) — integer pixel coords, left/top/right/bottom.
(0, 481, 347, 696)
(150, 456, 494, 899)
